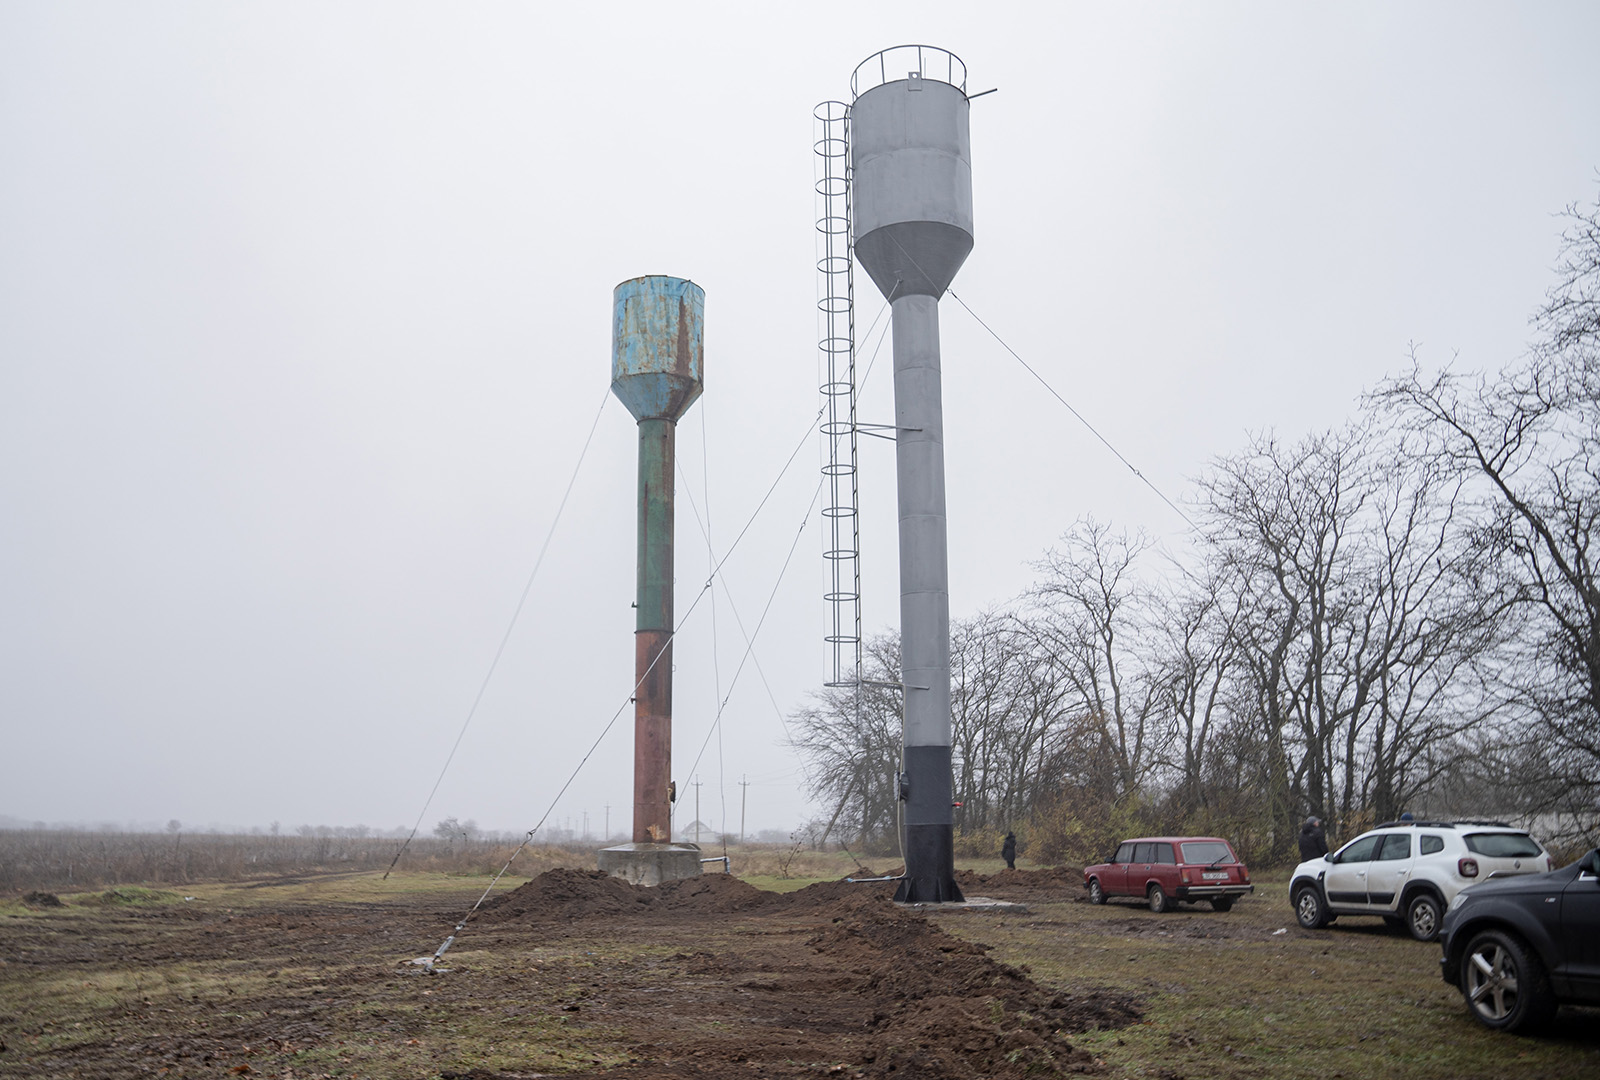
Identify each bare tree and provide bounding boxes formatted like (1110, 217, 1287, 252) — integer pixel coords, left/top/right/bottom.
(949, 611, 1073, 832)
(1151, 558, 1248, 819)
(1372, 198, 1600, 834)
(1197, 427, 1373, 844)
(788, 635, 905, 851)
(1027, 518, 1167, 798)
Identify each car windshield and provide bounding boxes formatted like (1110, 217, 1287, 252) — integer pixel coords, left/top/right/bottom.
(1180, 841, 1234, 864)
(1463, 833, 1542, 858)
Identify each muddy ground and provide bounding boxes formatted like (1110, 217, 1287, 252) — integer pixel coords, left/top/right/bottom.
(8, 866, 1596, 1080)
(0, 868, 1139, 1079)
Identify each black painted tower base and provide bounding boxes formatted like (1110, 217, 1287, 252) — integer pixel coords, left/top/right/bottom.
(893, 823, 965, 903)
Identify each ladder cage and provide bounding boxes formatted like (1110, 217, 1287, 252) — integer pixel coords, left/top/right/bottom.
(813, 99, 863, 689)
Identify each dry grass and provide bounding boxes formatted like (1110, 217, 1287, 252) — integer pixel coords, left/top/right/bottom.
(933, 869, 1600, 1079)
(6, 853, 1597, 1078)
(0, 829, 611, 893)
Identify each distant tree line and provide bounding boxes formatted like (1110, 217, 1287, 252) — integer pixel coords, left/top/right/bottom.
(0, 826, 605, 893)
(793, 198, 1600, 866)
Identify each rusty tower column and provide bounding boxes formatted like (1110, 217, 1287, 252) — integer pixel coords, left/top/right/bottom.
(603, 276, 704, 879)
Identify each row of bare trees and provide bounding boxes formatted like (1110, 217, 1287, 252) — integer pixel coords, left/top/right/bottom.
(794, 199, 1600, 865)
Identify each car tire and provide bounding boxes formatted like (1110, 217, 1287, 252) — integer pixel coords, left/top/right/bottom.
(1406, 892, 1443, 942)
(1294, 884, 1330, 929)
(1461, 929, 1558, 1033)
(1147, 883, 1171, 914)
(1210, 897, 1234, 912)
(1088, 878, 1106, 905)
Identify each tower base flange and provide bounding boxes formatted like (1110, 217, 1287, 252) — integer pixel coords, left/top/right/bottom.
(597, 842, 704, 887)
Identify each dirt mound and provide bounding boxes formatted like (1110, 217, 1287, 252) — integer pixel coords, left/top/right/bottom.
(478, 868, 652, 923)
(649, 872, 775, 914)
(790, 907, 1139, 1077)
(770, 876, 900, 916)
(955, 866, 1085, 902)
(808, 909, 1141, 1036)
(22, 891, 63, 908)
(481, 870, 914, 926)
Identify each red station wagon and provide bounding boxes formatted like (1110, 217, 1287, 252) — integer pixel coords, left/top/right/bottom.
(1084, 836, 1254, 912)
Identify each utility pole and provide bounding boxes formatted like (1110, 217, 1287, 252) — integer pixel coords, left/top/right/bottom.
(692, 777, 703, 844)
(604, 804, 610, 841)
(738, 775, 750, 843)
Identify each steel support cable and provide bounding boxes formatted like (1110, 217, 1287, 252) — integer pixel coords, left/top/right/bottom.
(684, 474, 827, 786)
(853, 295, 894, 394)
(422, 403, 829, 958)
(384, 387, 613, 880)
(677, 420, 824, 787)
(695, 401, 729, 850)
(945, 289, 1196, 529)
(425, 587, 704, 966)
(677, 477, 811, 789)
(875, 229, 1195, 528)
(852, 308, 896, 429)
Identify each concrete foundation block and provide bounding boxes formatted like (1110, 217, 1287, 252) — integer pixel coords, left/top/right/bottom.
(597, 842, 704, 887)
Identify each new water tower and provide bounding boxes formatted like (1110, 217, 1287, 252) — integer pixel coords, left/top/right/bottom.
(852, 46, 972, 903)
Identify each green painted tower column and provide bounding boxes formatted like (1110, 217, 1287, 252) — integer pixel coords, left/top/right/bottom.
(631, 415, 676, 842)
(605, 276, 704, 851)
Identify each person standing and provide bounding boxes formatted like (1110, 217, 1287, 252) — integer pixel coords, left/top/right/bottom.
(1298, 817, 1328, 861)
(1001, 831, 1017, 870)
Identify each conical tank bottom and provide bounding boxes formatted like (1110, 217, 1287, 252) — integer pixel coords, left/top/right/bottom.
(854, 220, 973, 300)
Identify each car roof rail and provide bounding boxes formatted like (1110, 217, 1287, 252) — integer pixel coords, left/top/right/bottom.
(1451, 819, 1514, 828)
(1373, 820, 1456, 829)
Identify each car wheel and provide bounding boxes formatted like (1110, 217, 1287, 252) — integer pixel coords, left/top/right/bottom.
(1406, 892, 1442, 942)
(1461, 929, 1558, 1033)
(1294, 884, 1330, 929)
(1088, 878, 1106, 905)
(1147, 883, 1170, 914)
(1210, 896, 1234, 912)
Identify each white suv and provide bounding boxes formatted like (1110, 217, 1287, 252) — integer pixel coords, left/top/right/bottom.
(1290, 820, 1553, 942)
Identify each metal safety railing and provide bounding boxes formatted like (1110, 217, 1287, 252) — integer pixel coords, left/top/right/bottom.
(851, 44, 967, 99)
(813, 98, 863, 689)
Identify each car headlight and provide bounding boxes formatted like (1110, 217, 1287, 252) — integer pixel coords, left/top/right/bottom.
(1448, 891, 1471, 913)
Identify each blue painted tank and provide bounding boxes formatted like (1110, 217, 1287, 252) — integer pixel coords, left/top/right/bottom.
(611, 276, 704, 422)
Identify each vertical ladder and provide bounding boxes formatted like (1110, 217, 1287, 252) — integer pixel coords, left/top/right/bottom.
(813, 100, 863, 689)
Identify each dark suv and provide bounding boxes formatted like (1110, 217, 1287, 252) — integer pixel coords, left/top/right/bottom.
(1438, 847, 1600, 1032)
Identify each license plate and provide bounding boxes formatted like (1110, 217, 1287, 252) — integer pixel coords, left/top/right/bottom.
(1202, 871, 1228, 880)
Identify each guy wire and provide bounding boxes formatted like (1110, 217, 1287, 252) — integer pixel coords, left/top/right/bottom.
(384, 386, 612, 879)
(422, 400, 829, 954)
(685, 474, 825, 785)
(877, 228, 1194, 528)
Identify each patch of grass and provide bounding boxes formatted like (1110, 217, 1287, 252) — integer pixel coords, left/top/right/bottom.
(70, 885, 183, 907)
(934, 873, 1600, 1079)
(737, 874, 837, 893)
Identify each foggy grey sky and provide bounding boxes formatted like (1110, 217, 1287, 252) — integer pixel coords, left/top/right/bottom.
(3, 3, 1598, 839)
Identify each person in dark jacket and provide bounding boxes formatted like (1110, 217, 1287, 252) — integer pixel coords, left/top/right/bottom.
(1298, 817, 1328, 861)
(1001, 831, 1017, 870)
